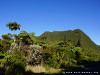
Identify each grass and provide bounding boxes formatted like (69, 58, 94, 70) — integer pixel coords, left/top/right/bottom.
(25, 65, 62, 74)
(45, 67, 62, 74)
(25, 65, 46, 73)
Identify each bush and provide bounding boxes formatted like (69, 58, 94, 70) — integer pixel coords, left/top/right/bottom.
(26, 44, 42, 65)
(3, 50, 26, 75)
(44, 46, 76, 68)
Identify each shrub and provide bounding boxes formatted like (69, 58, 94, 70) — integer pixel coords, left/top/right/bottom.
(44, 47, 76, 68)
(4, 50, 26, 75)
(26, 44, 42, 65)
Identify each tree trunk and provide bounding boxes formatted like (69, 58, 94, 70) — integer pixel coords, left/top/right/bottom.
(19, 41, 22, 50)
(41, 57, 44, 66)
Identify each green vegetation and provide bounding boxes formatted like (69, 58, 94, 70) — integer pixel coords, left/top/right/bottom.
(0, 22, 100, 75)
(39, 29, 98, 50)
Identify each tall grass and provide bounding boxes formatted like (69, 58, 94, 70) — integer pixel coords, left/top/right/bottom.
(25, 65, 46, 73)
(25, 65, 62, 74)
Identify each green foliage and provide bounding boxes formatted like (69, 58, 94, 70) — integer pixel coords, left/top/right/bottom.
(1, 50, 26, 75)
(43, 45, 77, 68)
(0, 40, 11, 52)
(2, 34, 12, 40)
(18, 30, 36, 45)
(6, 22, 21, 31)
(83, 49, 100, 61)
(39, 29, 98, 50)
(72, 47, 82, 53)
(0, 27, 100, 75)
(72, 47, 84, 61)
(7, 50, 26, 66)
(0, 44, 3, 52)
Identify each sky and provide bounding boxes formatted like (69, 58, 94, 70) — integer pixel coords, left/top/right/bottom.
(0, 0, 100, 45)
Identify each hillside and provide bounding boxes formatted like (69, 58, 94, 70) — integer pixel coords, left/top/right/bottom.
(39, 29, 98, 50)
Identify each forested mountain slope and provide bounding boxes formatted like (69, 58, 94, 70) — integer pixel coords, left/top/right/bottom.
(39, 29, 99, 50)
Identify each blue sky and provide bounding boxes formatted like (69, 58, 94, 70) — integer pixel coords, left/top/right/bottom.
(0, 0, 100, 45)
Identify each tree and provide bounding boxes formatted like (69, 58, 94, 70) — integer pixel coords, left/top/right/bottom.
(2, 34, 12, 40)
(41, 37, 46, 41)
(29, 32, 35, 36)
(18, 30, 33, 45)
(6, 22, 21, 51)
(6, 22, 21, 43)
(6, 22, 20, 31)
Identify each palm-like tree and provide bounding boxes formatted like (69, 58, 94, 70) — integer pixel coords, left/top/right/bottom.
(6, 22, 20, 31)
(6, 22, 21, 43)
(6, 22, 21, 52)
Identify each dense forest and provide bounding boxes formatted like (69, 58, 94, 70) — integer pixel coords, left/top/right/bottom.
(0, 22, 100, 75)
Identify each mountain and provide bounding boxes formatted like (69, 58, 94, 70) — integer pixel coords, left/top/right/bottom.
(39, 29, 99, 50)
